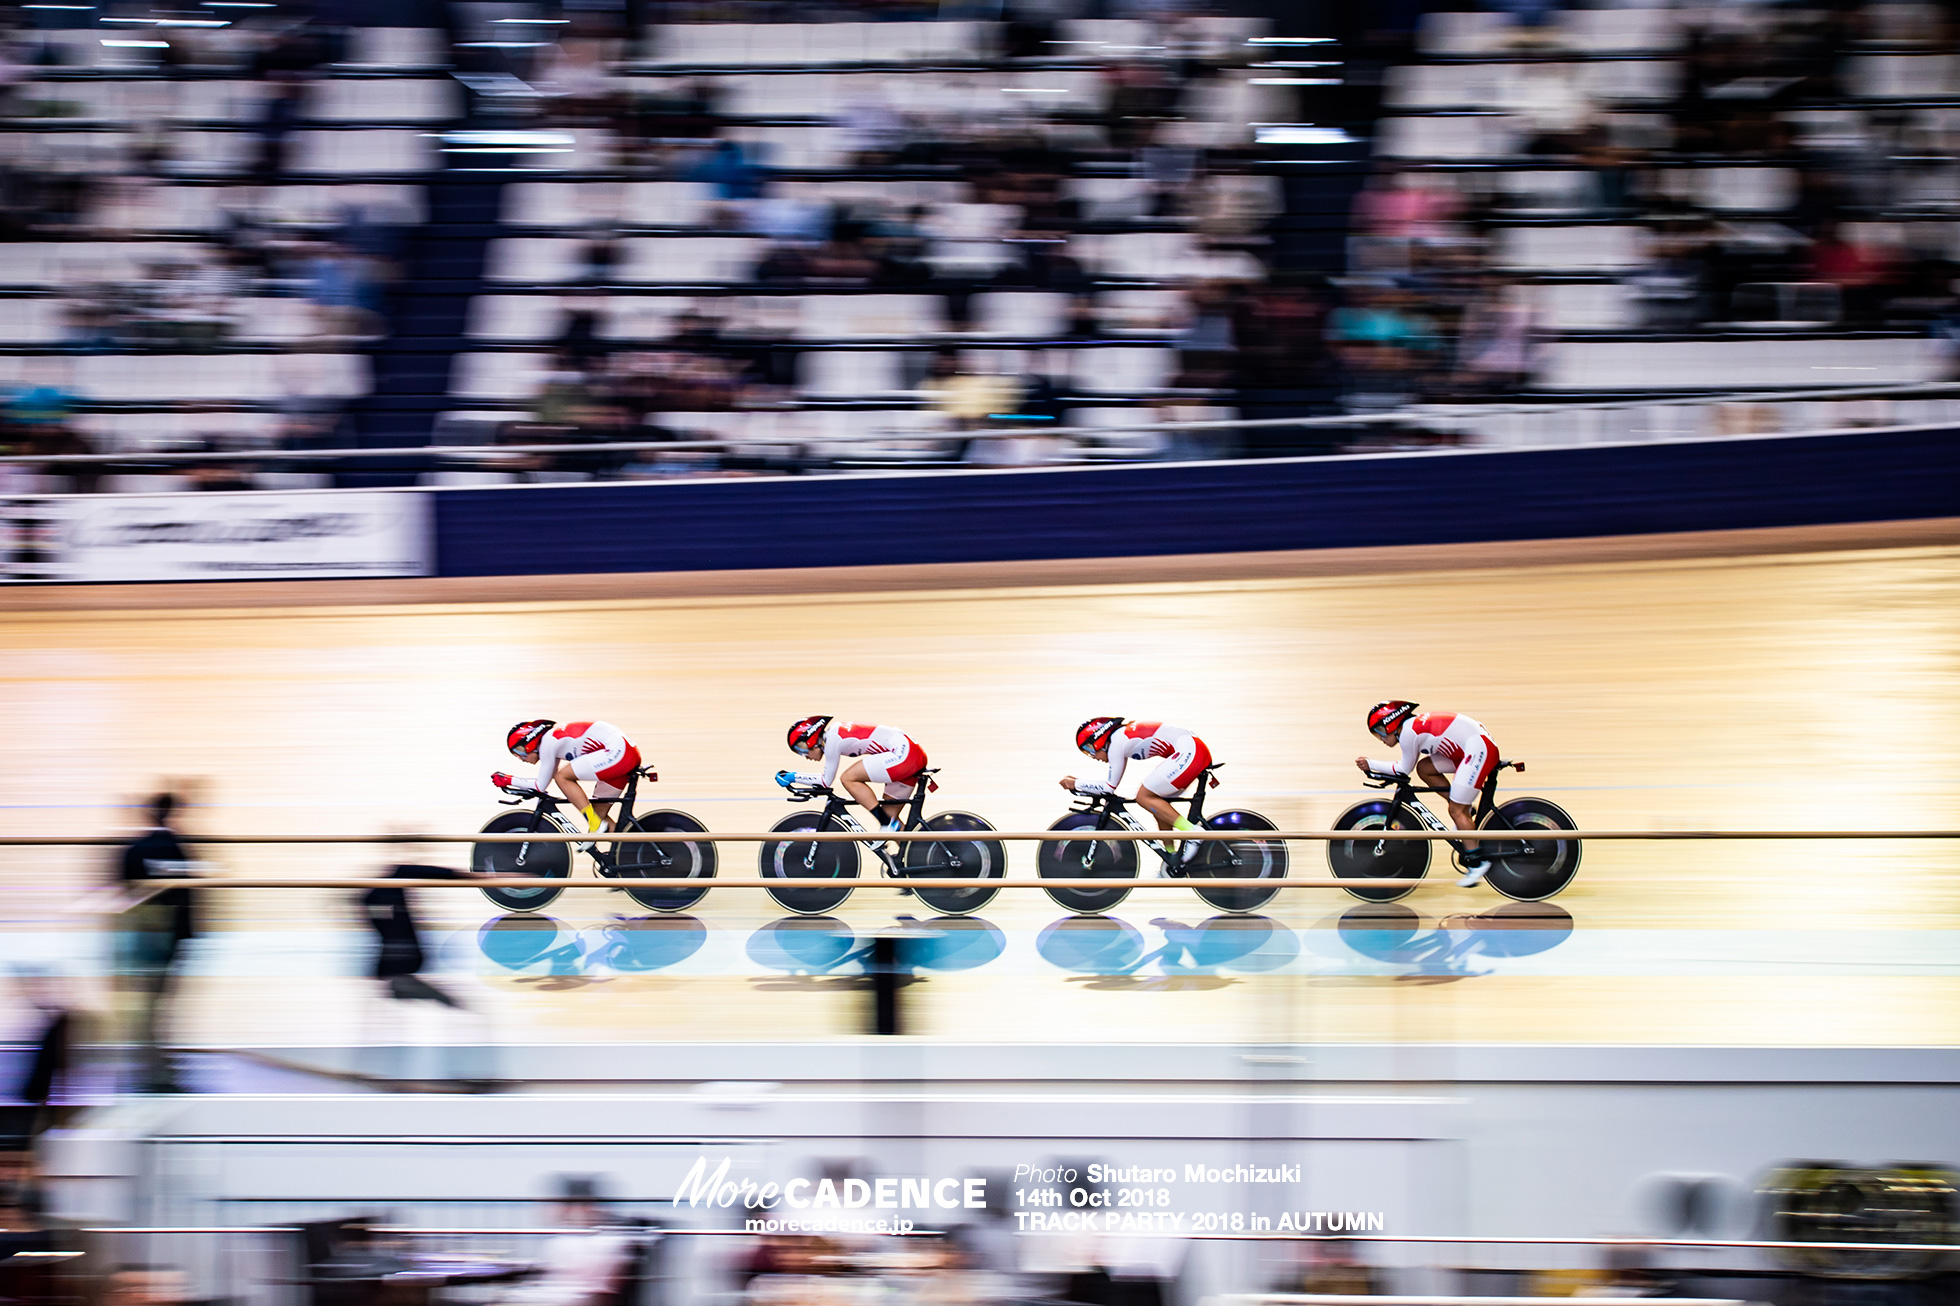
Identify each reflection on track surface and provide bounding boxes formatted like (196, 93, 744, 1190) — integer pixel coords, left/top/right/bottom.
(4, 532, 1960, 1045)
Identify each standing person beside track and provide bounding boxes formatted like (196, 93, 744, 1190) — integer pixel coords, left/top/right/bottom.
(776, 716, 927, 834)
(1356, 701, 1499, 887)
(1062, 717, 1212, 864)
(493, 720, 644, 836)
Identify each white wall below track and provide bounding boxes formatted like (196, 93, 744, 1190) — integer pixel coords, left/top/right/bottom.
(33, 1043, 1960, 1305)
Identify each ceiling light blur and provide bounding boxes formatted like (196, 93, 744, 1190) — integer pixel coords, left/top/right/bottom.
(1250, 78, 1340, 85)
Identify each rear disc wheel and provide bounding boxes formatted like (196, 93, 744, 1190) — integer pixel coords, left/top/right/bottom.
(903, 811, 1005, 916)
(612, 809, 717, 913)
(1189, 808, 1287, 914)
(1480, 798, 1581, 902)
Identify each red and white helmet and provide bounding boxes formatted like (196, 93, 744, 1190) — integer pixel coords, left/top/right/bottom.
(787, 715, 833, 759)
(1367, 701, 1417, 745)
(1075, 716, 1123, 757)
(507, 719, 554, 761)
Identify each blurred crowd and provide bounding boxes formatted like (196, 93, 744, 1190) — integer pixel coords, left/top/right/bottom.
(1330, 0, 1960, 409)
(7, 0, 1960, 487)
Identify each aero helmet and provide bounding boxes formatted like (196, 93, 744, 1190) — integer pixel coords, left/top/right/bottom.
(787, 715, 833, 759)
(1367, 701, 1418, 745)
(507, 719, 555, 761)
(1075, 716, 1124, 757)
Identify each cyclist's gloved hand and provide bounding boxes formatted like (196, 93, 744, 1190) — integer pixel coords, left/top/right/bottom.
(774, 770, 800, 789)
(491, 771, 513, 789)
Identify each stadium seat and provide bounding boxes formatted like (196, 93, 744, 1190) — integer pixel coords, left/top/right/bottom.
(504, 182, 611, 228)
(1095, 288, 1187, 333)
(449, 351, 552, 401)
(1579, 59, 1683, 105)
(725, 125, 851, 169)
(0, 247, 55, 289)
(309, 79, 462, 124)
(233, 298, 320, 343)
(600, 297, 696, 340)
(1417, 11, 1510, 55)
(618, 237, 763, 283)
(467, 295, 564, 342)
(0, 300, 67, 345)
(1079, 232, 1199, 280)
(796, 350, 906, 397)
(1383, 64, 1488, 110)
(969, 292, 1071, 337)
(1065, 178, 1155, 222)
(624, 182, 716, 228)
(289, 129, 440, 174)
(1071, 347, 1175, 393)
(1375, 114, 1522, 160)
(1538, 337, 1944, 389)
(795, 295, 946, 340)
(1491, 170, 1598, 215)
(1519, 282, 1640, 331)
(485, 238, 590, 284)
(1558, 7, 1682, 52)
(1848, 53, 1960, 98)
(1690, 167, 1799, 212)
(1495, 225, 1648, 272)
(345, 28, 449, 69)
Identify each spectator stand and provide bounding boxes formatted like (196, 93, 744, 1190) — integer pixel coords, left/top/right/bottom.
(1341, 0, 1960, 435)
(0, 10, 459, 491)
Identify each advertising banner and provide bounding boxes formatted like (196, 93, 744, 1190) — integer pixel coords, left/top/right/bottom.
(3, 490, 432, 582)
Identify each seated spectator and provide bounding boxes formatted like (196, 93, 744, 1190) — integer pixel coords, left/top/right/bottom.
(923, 351, 1019, 434)
(1810, 222, 1902, 325)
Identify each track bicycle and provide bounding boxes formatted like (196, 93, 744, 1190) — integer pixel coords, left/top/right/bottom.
(1328, 761, 1579, 903)
(1037, 764, 1287, 915)
(472, 764, 717, 913)
(759, 771, 1005, 916)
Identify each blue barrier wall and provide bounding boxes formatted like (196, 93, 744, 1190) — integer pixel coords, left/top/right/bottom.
(432, 427, 1960, 577)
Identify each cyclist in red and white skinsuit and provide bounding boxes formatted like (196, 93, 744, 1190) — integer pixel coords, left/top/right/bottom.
(779, 716, 927, 833)
(1355, 701, 1497, 886)
(1063, 718, 1212, 863)
(494, 719, 643, 834)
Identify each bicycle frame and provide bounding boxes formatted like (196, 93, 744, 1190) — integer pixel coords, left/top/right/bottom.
(783, 771, 943, 876)
(498, 766, 654, 874)
(1365, 763, 1537, 854)
(1061, 765, 1223, 871)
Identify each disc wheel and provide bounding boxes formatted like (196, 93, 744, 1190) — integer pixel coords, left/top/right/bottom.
(473, 811, 571, 913)
(1328, 801, 1429, 903)
(1479, 797, 1581, 902)
(1189, 808, 1287, 914)
(902, 811, 1005, 916)
(759, 811, 860, 915)
(1037, 812, 1138, 914)
(610, 809, 717, 912)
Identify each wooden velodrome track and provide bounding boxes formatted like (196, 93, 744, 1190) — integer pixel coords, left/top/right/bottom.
(5, 519, 1960, 1052)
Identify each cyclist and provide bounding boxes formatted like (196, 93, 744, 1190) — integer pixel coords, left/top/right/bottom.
(1356, 701, 1497, 886)
(492, 719, 643, 835)
(776, 716, 927, 833)
(1061, 717, 1210, 864)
